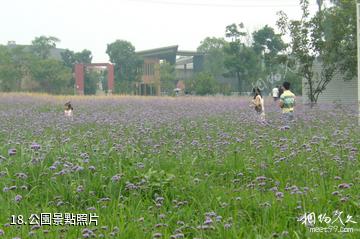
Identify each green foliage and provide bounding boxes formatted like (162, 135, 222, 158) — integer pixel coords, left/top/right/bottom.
(0, 46, 35, 92)
(1, 36, 74, 94)
(197, 37, 228, 79)
(0, 45, 12, 64)
(249, 25, 289, 95)
(75, 49, 93, 64)
(224, 44, 261, 92)
(0, 38, 92, 94)
(159, 62, 175, 94)
(61, 49, 93, 68)
(84, 70, 99, 95)
(252, 25, 286, 72)
(31, 35, 60, 59)
(107, 40, 135, 65)
(30, 59, 72, 94)
(187, 72, 219, 95)
(101, 70, 109, 93)
(225, 23, 246, 41)
(218, 82, 232, 95)
(275, 0, 358, 102)
(0, 46, 20, 91)
(106, 40, 143, 94)
(197, 25, 287, 95)
(223, 23, 262, 93)
(276, 0, 338, 104)
(322, 0, 357, 80)
(60, 49, 76, 68)
(61, 49, 94, 93)
(116, 80, 135, 94)
(0, 64, 21, 92)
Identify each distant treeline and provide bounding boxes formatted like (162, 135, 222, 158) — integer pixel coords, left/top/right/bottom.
(0, 0, 356, 103)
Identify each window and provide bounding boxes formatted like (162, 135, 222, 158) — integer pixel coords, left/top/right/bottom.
(143, 63, 155, 75)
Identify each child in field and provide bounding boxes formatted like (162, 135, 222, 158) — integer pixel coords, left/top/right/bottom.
(64, 101, 73, 118)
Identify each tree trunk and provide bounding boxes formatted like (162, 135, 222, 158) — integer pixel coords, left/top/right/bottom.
(307, 76, 317, 108)
(236, 72, 241, 94)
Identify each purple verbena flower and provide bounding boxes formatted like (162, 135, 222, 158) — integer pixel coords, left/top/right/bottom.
(338, 183, 351, 189)
(8, 148, 16, 156)
(30, 143, 41, 150)
(275, 192, 284, 199)
(111, 174, 122, 182)
(14, 194, 22, 203)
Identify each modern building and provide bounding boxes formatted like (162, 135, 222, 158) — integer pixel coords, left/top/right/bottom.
(136, 45, 204, 96)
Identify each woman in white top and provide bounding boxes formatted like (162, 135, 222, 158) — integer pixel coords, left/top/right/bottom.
(251, 88, 265, 121)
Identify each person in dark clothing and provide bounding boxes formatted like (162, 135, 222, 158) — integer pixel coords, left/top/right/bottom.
(278, 85, 284, 97)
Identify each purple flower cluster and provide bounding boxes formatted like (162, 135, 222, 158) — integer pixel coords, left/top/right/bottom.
(0, 95, 359, 238)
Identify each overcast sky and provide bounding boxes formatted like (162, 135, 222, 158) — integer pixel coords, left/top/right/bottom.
(1, 0, 319, 62)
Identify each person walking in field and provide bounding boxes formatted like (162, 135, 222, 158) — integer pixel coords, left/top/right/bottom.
(272, 86, 279, 101)
(251, 87, 265, 121)
(279, 82, 295, 122)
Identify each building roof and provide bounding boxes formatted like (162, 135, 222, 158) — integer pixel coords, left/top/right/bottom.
(136, 45, 204, 65)
(136, 45, 178, 57)
(177, 50, 204, 56)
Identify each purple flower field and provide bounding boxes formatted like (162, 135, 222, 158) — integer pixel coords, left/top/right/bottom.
(0, 93, 359, 238)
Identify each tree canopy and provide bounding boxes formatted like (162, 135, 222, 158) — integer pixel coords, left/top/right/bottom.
(31, 36, 60, 60)
(223, 23, 262, 93)
(276, 0, 356, 104)
(0, 36, 74, 94)
(61, 49, 93, 68)
(197, 37, 228, 78)
(106, 40, 143, 94)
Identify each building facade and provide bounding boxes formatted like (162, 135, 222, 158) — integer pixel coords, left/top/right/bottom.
(136, 45, 204, 96)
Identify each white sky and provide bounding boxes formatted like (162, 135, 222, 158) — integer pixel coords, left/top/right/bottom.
(0, 0, 319, 62)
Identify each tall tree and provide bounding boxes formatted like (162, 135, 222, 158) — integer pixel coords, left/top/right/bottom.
(31, 36, 60, 59)
(251, 25, 300, 94)
(61, 49, 93, 68)
(322, 0, 357, 80)
(106, 40, 143, 93)
(61, 49, 76, 68)
(224, 23, 261, 93)
(61, 49, 93, 93)
(197, 37, 228, 78)
(252, 25, 286, 73)
(276, 0, 338, 105)
(75, 49, 93, 64)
